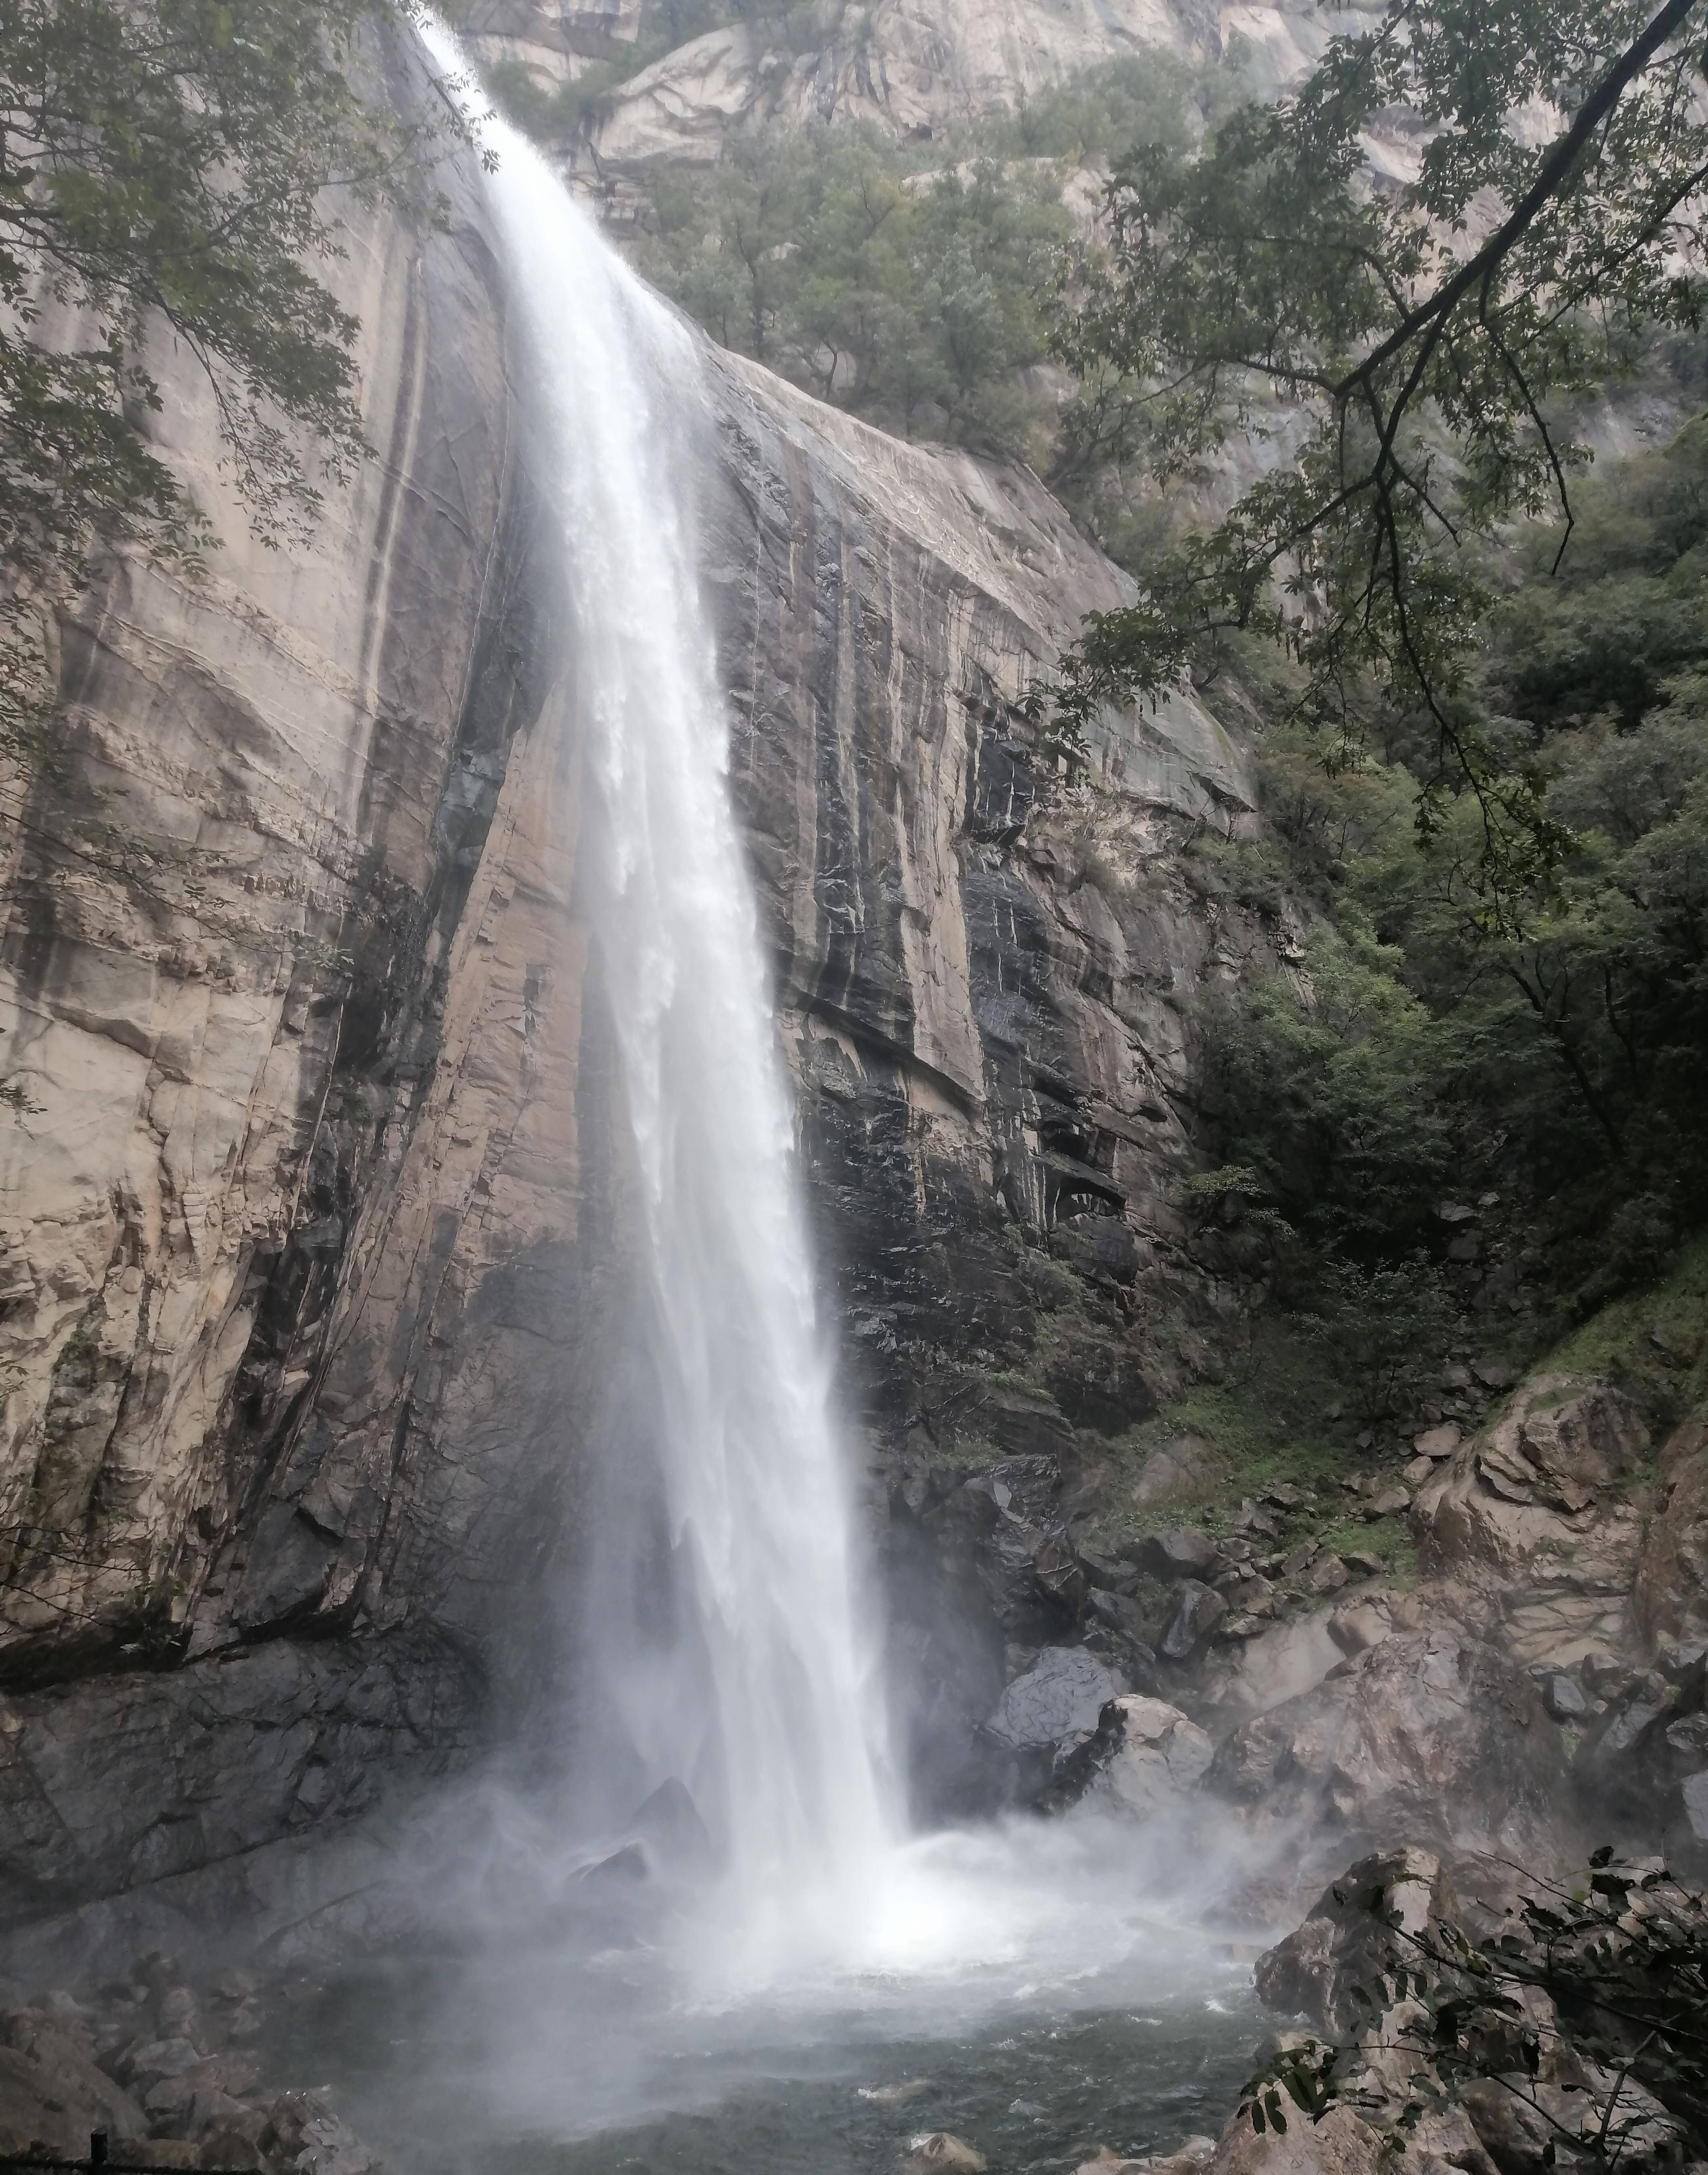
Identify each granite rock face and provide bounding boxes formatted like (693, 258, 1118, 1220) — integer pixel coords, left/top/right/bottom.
(565, 0, 1351, 209)
(1205, 1627, 1574, 1876)
(0, 69, 1258, 1915)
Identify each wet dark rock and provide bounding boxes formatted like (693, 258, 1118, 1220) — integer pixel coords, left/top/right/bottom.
(1139, 1529, 1217, 1581)
(1077, 1547, 1137, 1596)
(1576, 1672, 1673, 1813)
(628, 1777, 714, 1877)
(1159, 1580, 1227, 1661)
(1085, 1588, 1147, 1640)
(577, 1843, 650, 1890)
(984, 1646, 1116, 1754)
(1540, 1674, 1588, 1722)
(1050, 1215, 1142, 1288)
(1659, 1640, 1708, 1700)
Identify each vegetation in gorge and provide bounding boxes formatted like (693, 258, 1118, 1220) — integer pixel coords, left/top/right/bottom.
(1183, 420, 1708, 1377)
(0, 0, 467, 752)
(483, 42, 1229, 454)
(1049, 0, 1708, 911)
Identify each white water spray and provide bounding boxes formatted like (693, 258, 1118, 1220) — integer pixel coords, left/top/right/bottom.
(418, 22, 899, 1965)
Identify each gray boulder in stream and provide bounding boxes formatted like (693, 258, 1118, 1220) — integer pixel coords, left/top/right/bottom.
(985, 1646, 1116, 1754)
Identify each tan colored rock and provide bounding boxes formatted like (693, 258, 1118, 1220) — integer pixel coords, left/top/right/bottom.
(1207, 1627, 1570, 1871)
(1418, 1380, 1649, 1590)
(1327, 1599, 1391, 1659)
(570, 0, 1345, 194)
(1201, 2102, 1388, 2175)
(1078, 2146, 1216, 2175)
(1089, 1693, 1213, 1817)
(907, 2134, 988, 2173)
(1633, 1421, 1708, 1648)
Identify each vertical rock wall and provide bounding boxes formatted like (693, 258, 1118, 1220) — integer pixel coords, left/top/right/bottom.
(0, 130, 1258, 1915)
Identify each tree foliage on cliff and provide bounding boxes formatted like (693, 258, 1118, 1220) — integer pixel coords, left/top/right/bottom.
(1190, 419, 1708, 1330)
(636, 121, 1071, 451)
(1053, 0, 1708, 914)
(0, 0, 465, 745)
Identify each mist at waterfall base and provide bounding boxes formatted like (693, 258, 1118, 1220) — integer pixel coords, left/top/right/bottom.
(328, 27, 1275, 2166)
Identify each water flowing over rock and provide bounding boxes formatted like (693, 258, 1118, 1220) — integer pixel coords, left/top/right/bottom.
(0, 20, 1256, 1917)
(435, 22, 897, 1912)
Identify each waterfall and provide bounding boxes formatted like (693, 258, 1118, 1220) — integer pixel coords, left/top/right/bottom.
(417, 23, 898, 1962)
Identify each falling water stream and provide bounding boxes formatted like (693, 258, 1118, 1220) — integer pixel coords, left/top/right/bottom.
(279, 27, 1269, 2166)
(418, 21, 898, 1972)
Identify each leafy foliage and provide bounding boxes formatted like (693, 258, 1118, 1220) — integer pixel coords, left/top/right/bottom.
(1050, 0, 1708, 911)
(482, 42, 1228, 454)
(1189, 414, 1708, 1333)
(635, 120, 1072, 451)
(1246, 1853, 1708, 2164)
(0, 0, 467, 752)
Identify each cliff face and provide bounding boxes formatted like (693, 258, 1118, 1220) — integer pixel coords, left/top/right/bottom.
(0, 78, 1253, 1915)
(461, 0, 1348, 190)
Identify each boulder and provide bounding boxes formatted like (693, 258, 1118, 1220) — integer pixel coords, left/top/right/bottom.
(1251, 1846, 1691, 2175)
(1088, 1695, 1214, 1818)
(1138, 1528, 1218, 1581)
(1632, 1422, 1708, 1648)
(1254, 1846, 1456, 2034)
(1207, 1628, 1570, 1868)
(1078, 2145, 1217, 2175)
(1327, 1600, 1392, 1660)
(1133, 1436, 1226, 1509)
(1575, 1671, 1674, 1818)
(1421, 1381, 1650, 1575)
(984, 1647, 1116, 1755)
(1199, 2101, 1388, 2175)
(1459, 2070, 1683, 2175)
(0, 2029, 145, 2159)
(907, 2133, 987, 2172)
(1159, 1580, 1228, 1661)
(1079, 1548, 1139, 1595)
(1539, 1674, 1587, 1722)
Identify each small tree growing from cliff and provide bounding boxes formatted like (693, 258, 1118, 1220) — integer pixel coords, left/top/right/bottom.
(0, 0, 471, 753)
(1051, 0, 1708, 924)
